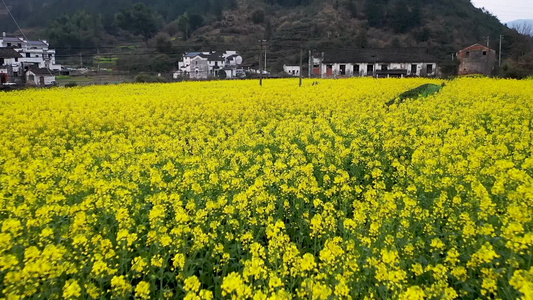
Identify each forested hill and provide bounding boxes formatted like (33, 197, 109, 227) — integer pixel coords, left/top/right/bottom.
(2, 0, 529, 74)
(1, 0, 238, 28)
(1, 0, 506, 48)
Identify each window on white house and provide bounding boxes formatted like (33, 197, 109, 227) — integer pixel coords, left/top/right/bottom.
(0, 58, 4, 65)
(427, 64, 433, 73)
(381, 64, 388, 71)
(367, 64, 374, 73)
(26, 53, 30, 58)
(353, 64, 360, 74)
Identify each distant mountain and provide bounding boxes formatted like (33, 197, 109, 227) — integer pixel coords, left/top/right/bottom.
(506, 19, 533, 36)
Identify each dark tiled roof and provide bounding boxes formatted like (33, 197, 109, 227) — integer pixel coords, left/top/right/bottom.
(27, 40, 48, 47)
(0, 48, 22, 58)
(185, 52, 202, 57)
(1, 37, 23, 43)
(198, 52, 224, 61)
(28, 66, 55, 76)
(322, 48, 438, 63)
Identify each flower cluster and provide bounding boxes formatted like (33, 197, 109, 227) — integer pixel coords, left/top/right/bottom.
(0, 78, 532, 298)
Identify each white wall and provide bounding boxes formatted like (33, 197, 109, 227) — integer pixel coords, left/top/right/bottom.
(27, 72, 55, 86)
(283, 65, 300, 76)
(1, 58, 19, 67)
(320, 62, 437, 77)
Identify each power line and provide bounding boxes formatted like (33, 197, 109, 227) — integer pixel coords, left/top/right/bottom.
(2, 0, 55, 79)
(1, 0, 28, 41)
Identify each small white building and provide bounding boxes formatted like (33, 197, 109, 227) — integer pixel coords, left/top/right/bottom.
(174, 51, 244, 80)
(283, 65, 301, 77)
(0, 33, 61, 71)
(26, 66, 56, 86)
(0, 48, 23, 84)
(316, 48, 439, 78)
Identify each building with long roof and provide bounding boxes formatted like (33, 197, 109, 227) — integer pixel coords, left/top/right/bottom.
(315, 48, 439, 78)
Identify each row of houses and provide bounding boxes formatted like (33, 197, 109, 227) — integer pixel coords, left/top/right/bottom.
(173, 48, 441, 80)
(316, 47, 439, 78)
(1, 33, 498, 87)
(0, 33, 60, 86)
(178, 43, 496, 80)
(284, 43, 497, 78)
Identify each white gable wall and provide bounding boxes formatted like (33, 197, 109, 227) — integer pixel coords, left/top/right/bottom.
(283, 65, 301, 76)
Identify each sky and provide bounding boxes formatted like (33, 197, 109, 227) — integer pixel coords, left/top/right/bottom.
(471, 0, 533, 23)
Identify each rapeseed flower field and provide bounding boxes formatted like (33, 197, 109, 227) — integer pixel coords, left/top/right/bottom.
(0, 78, 532, 299)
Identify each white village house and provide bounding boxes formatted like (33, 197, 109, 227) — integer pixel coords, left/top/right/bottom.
(283, 65, 301, 77)
(0, 32, 60, 86)
(174, 51, 245, 80)
(0, 48, 22, 84)
(26, 66, 57, 86)
(0, 33, 61, 71)
(316, 48, 439, 78)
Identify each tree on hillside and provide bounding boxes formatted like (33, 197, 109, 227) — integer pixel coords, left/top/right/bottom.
(346, 0, 357, 19)
(365, 0, 386, 27)
(390, 0, 421, 33)
(115, 3, 160, 40)
(211, 0, 223, 20)
(189, 14, 205, 31)
(252, 9, 266, 24)
(153, 32, 173, 53)
(177, 13, 191, 40)
(46, 10, 103, 51)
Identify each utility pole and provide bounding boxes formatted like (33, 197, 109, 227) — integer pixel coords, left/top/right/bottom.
(308, 49, 312, 78)
(79, 52, 83, 68)
(321, 52, 324, 79)
(97, 48, 100, 72)
(499, 35, 503, 66)
(97, 48, 101, 84)
(299, 45, 303, 87)
(486, 36, 490, 47)
(259, 40, 264, 86)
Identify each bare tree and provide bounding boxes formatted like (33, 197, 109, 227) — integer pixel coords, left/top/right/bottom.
(510, 21, 533, 36)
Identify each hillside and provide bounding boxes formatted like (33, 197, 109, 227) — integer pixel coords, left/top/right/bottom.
(0, 0, 520, 73)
